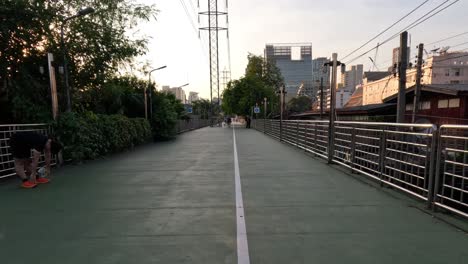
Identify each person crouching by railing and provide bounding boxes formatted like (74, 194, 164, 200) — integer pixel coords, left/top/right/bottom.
(9, 131, 62, 188)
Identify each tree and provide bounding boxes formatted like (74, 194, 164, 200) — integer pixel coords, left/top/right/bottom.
(245, 54, 284, 90)
(192, 99, 211, 119)
(0, 0, 157, 123)
(222, 54, 283, 116)
(287, 96, 312, 113)
(150, 91, 184, 140)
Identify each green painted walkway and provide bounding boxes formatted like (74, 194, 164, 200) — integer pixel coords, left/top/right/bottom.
(1, 127, 467, 263)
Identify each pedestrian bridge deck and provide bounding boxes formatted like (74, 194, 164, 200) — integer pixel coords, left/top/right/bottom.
(1, 126, 467, 263)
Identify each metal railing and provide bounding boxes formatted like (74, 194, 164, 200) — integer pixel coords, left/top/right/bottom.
(435, 125, 468, 218)
(0, 124, 55, 179)
(176, 118, 211, 134)
(253, 119, 468, 219)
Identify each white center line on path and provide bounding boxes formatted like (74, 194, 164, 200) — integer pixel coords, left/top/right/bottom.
(233, 127, 251, 264)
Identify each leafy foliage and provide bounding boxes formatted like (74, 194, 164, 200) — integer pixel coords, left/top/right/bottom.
(192, 99, 211, 119)
(287, 96, 313, 113)
(150, 91, 185, 140)
(0, 0, 157, 123)
(53, 112, 151, 161)
(222, 54, 284, 116)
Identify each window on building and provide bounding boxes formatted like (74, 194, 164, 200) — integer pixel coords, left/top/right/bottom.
(450, 80, 460, 84)
(438, 99, 449, 108)
(291, 47, 301, 61)
(445, 69, 450, 76)
(452, 68, 461, 76)
(449, 98, 460, 108)
(420, 101, 431, 110)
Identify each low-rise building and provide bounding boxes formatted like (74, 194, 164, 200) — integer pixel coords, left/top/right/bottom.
(383, 84, 468, 125)
(363, 52, 468, 105)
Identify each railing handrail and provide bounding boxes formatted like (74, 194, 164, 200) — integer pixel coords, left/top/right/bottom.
(0, 123, 49, 128)
(253, 118, 468, 220)
(440, 124, 468, 129)
(280, 119, 436, 128)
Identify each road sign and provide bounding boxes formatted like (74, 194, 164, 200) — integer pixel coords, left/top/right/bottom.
(254, 107, 260, 114)
(187, 107, 193, 114)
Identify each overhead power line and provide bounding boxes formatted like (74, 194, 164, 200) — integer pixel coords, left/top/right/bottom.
(395, 0, 459, 35)
(345, 0, 460, 65)
(179, 0, 198, 34)
(450, 41, 468, 49)
(427, 31, 468, 46)
(341, 0, 430, 61)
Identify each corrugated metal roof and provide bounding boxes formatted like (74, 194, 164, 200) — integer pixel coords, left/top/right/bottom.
(343, 86, 363, 108)
(383, 84, 468, 102)
(363, 71, 391, 81)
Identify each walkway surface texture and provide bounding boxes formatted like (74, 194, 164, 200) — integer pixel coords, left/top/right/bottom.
(1, 126, 468, 264)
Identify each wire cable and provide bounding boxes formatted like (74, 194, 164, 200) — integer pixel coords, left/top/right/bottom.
(179, 0, 198, 34)
(345, 0, 459, 65)
(450, 41, 468, 49)
(427, 31, 468, 46)
(341, 0, 430, 61)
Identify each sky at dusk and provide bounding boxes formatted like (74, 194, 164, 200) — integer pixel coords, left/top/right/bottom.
(135, 0, 468, 99)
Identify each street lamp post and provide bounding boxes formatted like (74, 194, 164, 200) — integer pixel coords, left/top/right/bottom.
(61, 7, 94, 112)
(147, 65, 167, 119)
(278, 86, 287, 142)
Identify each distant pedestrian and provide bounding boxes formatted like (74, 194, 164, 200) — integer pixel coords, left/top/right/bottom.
(227, 117, 232, 128)
(246, 116, 251, 129)
(10, 131, 62, 188)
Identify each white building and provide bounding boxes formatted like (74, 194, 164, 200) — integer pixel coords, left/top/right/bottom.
(363, 51, 468, 105)
(188, 92, 199, 104)
(172, 87, 187, 104)
(317, 64, 363, 109)
(163, 86, 187, 104)
(336, 88, 354, 109)
(341, 64, 364, 92)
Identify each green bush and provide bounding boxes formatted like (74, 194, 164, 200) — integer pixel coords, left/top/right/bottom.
(53, 112, 151, 161)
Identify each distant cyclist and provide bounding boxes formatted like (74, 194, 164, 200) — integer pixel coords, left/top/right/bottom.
(10, 131, 62, 188)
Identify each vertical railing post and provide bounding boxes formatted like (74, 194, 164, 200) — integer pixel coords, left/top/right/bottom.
(378, 128, 387, 187)
(280, 119, 283, 142)
(350, 127, 357, 173)
(433, 126, 445, 212)
(296, 121, 299, 147)
(426, 126, 438, 208)
(314, 123, 318, 154)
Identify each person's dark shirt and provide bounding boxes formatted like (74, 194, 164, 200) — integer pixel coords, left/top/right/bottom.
(13, 132, 48, 152)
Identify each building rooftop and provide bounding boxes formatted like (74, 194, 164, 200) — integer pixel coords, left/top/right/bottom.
(383, 84, 468, 102)
(363, 71, 391, 82)
(343, 86, 363, 108)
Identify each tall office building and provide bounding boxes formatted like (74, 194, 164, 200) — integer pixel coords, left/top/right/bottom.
(264, 43, 313, 100)
(163, 87, 187, 104)
(392, 47, 411, 66)
(341, 64, 364, 92)
(312, 57, 331, 106)
(188, 92, 199, 104)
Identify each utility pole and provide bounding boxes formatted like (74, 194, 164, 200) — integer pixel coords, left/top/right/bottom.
(279, 86, 286, 141)
(327, 53, 339, 164)
(412, 43, 424, 123)
(397, 31, 408, 123)
(199, 0, 228, 123)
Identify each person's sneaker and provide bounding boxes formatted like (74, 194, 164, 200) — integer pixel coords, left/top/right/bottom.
(21, 180, 38, 189)
(36, 178, 50, 184)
